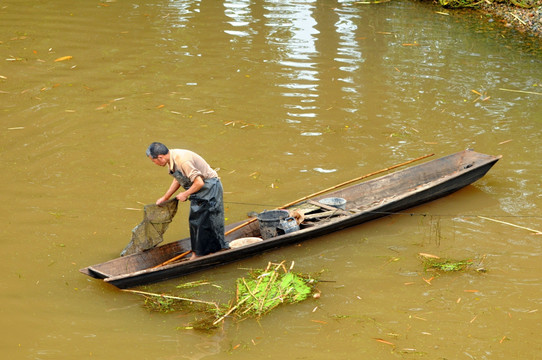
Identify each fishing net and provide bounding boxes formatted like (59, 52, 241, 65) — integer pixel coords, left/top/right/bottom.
(120, 199, 179, 256)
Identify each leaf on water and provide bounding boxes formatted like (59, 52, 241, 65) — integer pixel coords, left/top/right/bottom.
(423, 276, 434, 285)
(418, 252, 440, 259)
(374, 338, 395, 346)
(54, 56, 73, 62)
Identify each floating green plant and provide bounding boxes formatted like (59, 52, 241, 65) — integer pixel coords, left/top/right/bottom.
(124, 261, 320, 331)
(424, 258, 473, 272)
(419, 253, 475, 272)
(232, 262, 315, 319)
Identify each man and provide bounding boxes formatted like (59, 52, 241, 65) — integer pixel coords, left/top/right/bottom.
(146, 142, 228, 260)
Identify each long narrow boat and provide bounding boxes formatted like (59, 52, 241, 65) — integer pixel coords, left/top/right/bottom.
(80, 149, 501, 288)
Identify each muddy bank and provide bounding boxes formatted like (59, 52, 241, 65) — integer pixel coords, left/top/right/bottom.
(479, 1, 542, 37)
(420, 1, 542, 38)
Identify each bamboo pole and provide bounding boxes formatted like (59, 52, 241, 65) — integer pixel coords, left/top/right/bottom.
(224, 152, 435, 236)
(499, 88, 542, 96)
(478, 216, 541, 235)
(151, 250, 192, 269)
(213, 295, 250, 325)
(122, 289, 219, 310)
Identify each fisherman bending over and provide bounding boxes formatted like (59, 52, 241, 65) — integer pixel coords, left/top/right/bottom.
(146, 142, 228, 260)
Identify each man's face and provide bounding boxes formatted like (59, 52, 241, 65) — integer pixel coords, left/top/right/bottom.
(149, 155, 167, 166)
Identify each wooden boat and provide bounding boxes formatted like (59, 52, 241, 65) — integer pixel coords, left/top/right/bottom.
(80, 149, 501, 288)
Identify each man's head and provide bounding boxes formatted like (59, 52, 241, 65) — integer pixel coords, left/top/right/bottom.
(146, 142, 169, 166)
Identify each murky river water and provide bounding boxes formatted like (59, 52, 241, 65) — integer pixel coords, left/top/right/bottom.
(1, 0, 541, 359)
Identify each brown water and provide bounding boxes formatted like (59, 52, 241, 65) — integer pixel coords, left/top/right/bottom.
(2, 0, 541, 359)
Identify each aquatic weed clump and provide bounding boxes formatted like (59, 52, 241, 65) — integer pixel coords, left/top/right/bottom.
(232, 262, 316, 319)
(210, 261, 320, 326)
(418, 253, 480, 272)
(139, 290, 219, 315)
(423, 258, 473, 272)
(143, 295, 179, 313)
(124, 261, 320, 331)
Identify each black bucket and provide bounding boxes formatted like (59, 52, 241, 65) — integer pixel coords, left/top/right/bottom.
(257, 210, 290, 239)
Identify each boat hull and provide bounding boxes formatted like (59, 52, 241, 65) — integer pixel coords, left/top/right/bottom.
(80, 150, 501, 288)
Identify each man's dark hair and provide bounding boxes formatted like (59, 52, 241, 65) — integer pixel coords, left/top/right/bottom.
(146, 142, 169, 158)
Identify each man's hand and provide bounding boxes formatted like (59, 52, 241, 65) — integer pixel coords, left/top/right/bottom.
(176, 192, 189, 202)
(156, 196, 169, 204)
(175, 176, 204, 202)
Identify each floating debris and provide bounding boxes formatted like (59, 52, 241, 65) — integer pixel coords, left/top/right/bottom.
(125, 261, 320, 331)
(234, 262, 314, 317)
(212, 261, 319, 326)
(419, 253, 475, 272)
(54, 55, 73, 62)
(313, 167, 337, 173)
(123, 289, 219, 315)
(425, 258, 473, 272)
(478, 215, 542, 235)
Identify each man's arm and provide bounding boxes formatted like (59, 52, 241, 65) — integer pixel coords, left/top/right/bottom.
(176, 176, 204, 202)
(156, 178, 181, 204)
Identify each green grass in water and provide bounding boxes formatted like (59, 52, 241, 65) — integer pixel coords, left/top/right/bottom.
(424, 258, 473, 272)
(139, 261, 319, 331)
(235, 268, 314, 318)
